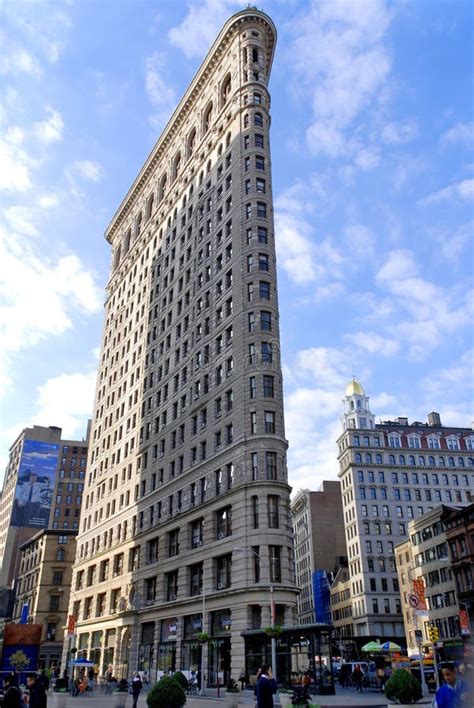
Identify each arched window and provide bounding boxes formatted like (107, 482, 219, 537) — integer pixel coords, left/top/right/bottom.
(438, 456, 445, 466)
(56, 548, 65, 562)
(409, 455, 415, 466)
(172, 151, 181, 180)
(145, 193, 154, 221)
(350, 401, 355, 410)
(355, 453, 362, 464)
(428, 456, 435, 466)
(252, 46, 259, 63)
(375, 453, 382, 464)
(123, 229, 131, 256)
(187, 127, 196, 159)
(399, 455, 405, 465)
(418, 456, 425, 466)
(458, 457, 465, 467)
(203, 102, 213, 135)
(468, 457, 474, 466)
(135, 212, 142, 238)
(221, 73, 231, 107)
(226, 131, 231, 148)
(159, 174, 167, 203)
(244, 114, 249, 128)
(365, 453, 372, 464)
(113, 244, 121, 270)
(448, 456, 455, 467)
(254, 112, 263, 127)
(389, 455, 395, 464)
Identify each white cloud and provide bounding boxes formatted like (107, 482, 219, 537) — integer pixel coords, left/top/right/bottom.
(274, 184, 317, 284)
(0, 137, 32, 192)
(73, 160, 103, 182)
(346, 331, 399, 357)
(0, 227, 102, 391)
(168, 0, 239, 59)
(3, 206, 38, 236)
(37, 193, 60, 209)
(374, 249, 473, 359)
(381, 120, 418, 144)
(34, 107, 64, 143)
(290, 0, 393, 162)
(419, 178, 474, 205)
(144, 52, 177, 131)
(34, 371, 96, 439)
(0, 47, 42, 78)
(440, 122, 474, 148)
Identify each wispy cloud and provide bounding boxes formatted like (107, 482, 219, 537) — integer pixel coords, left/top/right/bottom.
(419, 178, 474, 205)
(168, 0, 239, 59)
(144, 51, 177, 132)
(34, 371, 96, 438)
(290, 0, 393, 163)
(34, 107, 64, 143)
(73, 160, 103, 182)
(440, 122, 474, 148)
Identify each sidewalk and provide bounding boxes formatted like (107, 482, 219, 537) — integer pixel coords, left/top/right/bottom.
(53, 686, 391, 707)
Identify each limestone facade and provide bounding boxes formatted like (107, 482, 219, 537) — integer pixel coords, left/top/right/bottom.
(67, 9, 298, 684)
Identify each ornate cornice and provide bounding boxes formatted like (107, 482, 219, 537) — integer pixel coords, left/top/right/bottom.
(105, 9, 276, 244)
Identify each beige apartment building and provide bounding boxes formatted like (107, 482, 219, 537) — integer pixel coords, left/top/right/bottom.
(12, 529, 77, 669)
(337, 379, 474, 638)
(67, 8, 298, 687)
(396, 504, 470, 655)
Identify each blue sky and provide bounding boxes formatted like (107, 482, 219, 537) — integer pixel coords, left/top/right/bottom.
(1, 0, 472, 490)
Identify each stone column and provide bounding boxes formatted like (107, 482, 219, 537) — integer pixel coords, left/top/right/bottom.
(152, 621, 161, 682)
(128, 619, 140, 679)
(230, 604, 246, 683)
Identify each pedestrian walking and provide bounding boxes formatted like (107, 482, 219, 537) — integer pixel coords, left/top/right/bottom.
(26, 674, 47, 708)
(433, 662, 470, 708)
(2, 675, 23, 708)
(352, 664, 363, 693)
(256, 665, 277, 708)
(131, 673, 142, 708)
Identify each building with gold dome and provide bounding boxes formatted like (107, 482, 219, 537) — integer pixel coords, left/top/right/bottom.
(336, 380, 474, 641)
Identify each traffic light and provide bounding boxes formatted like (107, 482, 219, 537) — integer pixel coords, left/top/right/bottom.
(428, 626, 440, 643)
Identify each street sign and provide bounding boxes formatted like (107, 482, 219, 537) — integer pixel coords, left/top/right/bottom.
(409, 594, 419, 609)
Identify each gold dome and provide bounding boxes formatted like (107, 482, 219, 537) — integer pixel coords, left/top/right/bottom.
(345, 378, 365, 396)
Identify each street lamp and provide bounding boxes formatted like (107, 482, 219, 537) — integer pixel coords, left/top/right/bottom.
(234, 546, 278, 683)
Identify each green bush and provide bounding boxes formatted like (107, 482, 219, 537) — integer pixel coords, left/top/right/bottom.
(172, 671, 189, 690)
(385, 669, 422, 704)
(146, 676, 186, 708)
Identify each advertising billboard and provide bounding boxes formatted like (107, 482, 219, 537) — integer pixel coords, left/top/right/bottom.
(11, 439, 59, 528)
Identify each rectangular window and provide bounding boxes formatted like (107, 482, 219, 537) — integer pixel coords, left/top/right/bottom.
(269, 546, 281, 582)
(264, 411, 275, 433)
(267, 495, 279, 528)
(263, 375, 274, 397)
(261, 311, 272, 331)
(216, 507, 232, 539)
(216, 554, 232, 590)
(259, 281, 270, 300)
(257, 201, 267, 218)
(255, 134, 264, 148)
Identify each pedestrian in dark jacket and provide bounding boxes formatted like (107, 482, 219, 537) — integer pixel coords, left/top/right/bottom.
(37, 670, 50, 691)
(256, 665, 277, 708)
(352, 664, 363, 693)
(3, 676, 22, 708)
(131, 674, 142, 708)
(26, 674, 47, 708)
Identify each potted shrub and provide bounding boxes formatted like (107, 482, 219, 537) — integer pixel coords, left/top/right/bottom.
(385, 669, 423, 707)
(146, 676, 186, 708)
(112, 678, 129, 708)
(226, 678, 240, 708)
(172, 671, 188, 691)
(264, 625, 282, 639)
(196, 632, 209, 644)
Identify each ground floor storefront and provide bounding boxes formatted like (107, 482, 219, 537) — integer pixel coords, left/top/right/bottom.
(243, 623, 335, 693)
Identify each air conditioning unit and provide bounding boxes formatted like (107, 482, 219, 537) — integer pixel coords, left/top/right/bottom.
(217, 582, 225, 590)
(194, 541, 202, 548)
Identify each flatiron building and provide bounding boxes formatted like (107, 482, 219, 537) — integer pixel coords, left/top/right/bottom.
(68, 8, 297, 685)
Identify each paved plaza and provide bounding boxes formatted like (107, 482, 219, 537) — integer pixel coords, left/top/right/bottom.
(47, 685, 426, 708)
